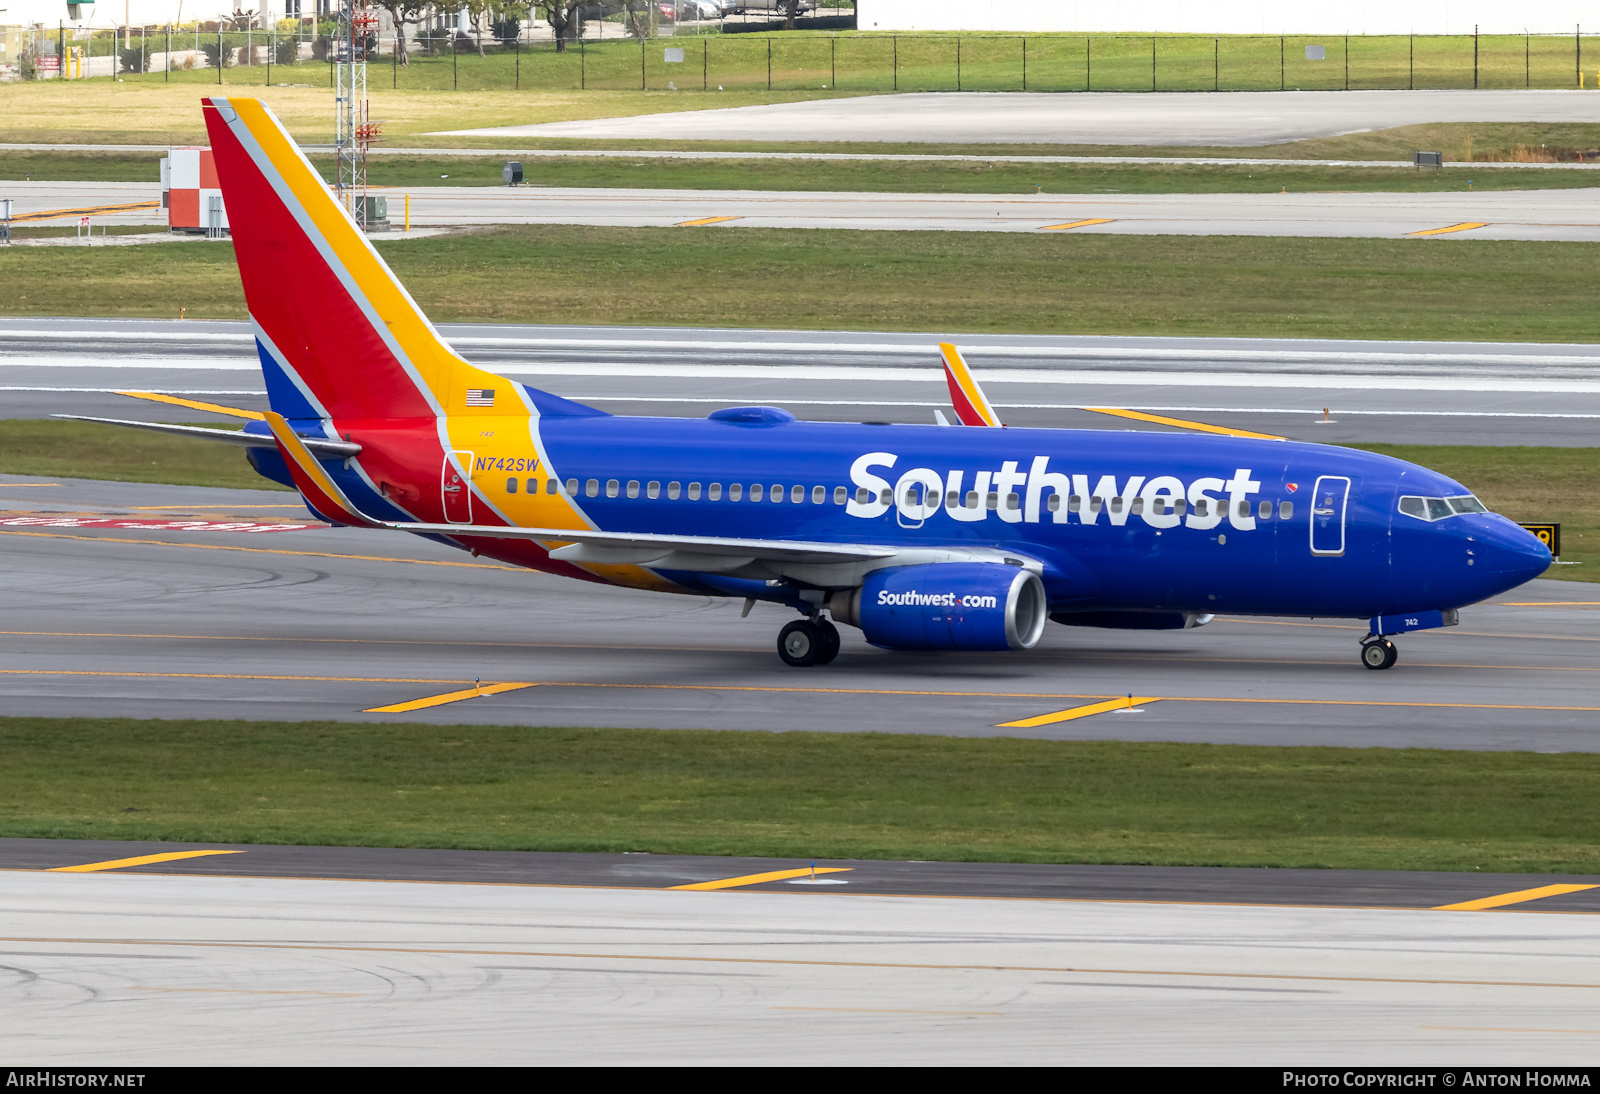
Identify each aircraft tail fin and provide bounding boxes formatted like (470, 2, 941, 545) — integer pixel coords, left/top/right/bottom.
(201, 97, 506, 423)
(939, 342, 1002, 427)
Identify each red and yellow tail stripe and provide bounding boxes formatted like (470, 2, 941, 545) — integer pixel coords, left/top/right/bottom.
(939, 342, 1002, 428)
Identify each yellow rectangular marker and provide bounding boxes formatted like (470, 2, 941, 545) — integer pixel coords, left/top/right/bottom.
(670, 867, 851, 891)
(51, 849, 245, 873)
(677, 216, 742, 227)
(1408, 222, 1488, 237)
(114, 392, 265, 420)
(1086, 407, 1286, 441)
(364, 681, 536, 713)
(998, 697, 1163, 728)
(1040, 218, 1114, 231)
(1434, 883, 1599, 911)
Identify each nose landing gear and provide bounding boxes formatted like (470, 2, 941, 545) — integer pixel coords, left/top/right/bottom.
(778, 618, 841, 667)
(1360, 636, 1398, 670)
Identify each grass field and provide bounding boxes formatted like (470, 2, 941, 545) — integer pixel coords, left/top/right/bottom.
(44, 30, 1600, 97)
(3, 716, 1599, 872)
(4, 225, 1600, 345)
(6, 147, 1597, 196)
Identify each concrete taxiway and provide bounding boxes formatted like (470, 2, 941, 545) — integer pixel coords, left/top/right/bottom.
(7, 317, 1600, 446)
(442, 88, 1600, 145)
(5, 863, 1600, 1064)
(0, 474, 1593, 748)
(8, 178, 1600, 241)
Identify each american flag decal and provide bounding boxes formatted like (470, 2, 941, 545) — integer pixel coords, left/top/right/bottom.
(465, 388, 495, 407)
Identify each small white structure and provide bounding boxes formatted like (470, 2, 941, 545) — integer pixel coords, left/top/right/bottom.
(862, 1, 1600, 36)
(161, 148, 230, 236)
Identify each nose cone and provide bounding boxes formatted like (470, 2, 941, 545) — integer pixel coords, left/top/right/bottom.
(1476, 517, 1553, 593)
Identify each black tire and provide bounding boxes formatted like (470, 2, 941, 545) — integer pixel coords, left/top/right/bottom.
(778, 620, 822, 667)
(1361, 639, 1398, 670)
(814, 619, 841, 665)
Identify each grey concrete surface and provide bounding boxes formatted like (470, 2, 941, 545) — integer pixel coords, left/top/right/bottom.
(8, 178, 1600, 240)
(4, 869, 1599, 1064)
(7, 836, 1600, 912)
(0, 474, 1593, 748)
(442, 89, 1600, 145)
(6, 317, 1600, 445)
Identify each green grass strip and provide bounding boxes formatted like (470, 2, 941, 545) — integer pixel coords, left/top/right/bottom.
(6, 717, 1600, 873)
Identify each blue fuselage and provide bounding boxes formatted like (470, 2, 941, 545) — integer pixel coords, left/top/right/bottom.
(517, 412, 1551, 619)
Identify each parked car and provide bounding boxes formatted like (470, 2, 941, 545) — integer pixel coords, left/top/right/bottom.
(679, 0, 724, 18)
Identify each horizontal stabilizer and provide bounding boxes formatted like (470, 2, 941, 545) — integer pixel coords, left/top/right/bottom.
(54, 414, 362, 458)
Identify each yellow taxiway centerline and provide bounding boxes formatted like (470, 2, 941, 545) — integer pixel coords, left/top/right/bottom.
(1040, 218, 1114, 230)
(671, 867, 853, 891)
(114, 391, 265, 420)
(363, 681, 537, 713)
(1408, 221, 1489, 237)
(997, 697, 1163, 728)
(1433, 884, 1600, 911)
(50, 849, 245, 873)
(1084, 407, 1286, 440)
(678, 216, 742, 226)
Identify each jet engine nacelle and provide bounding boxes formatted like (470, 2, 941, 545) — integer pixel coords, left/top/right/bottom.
(827, 563, 1048, 651)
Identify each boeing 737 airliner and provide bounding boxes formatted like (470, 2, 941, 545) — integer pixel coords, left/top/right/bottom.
(71, 98, 1551, 670)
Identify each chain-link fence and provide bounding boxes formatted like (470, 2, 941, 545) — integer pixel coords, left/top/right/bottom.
(7, 23, 1600, 93)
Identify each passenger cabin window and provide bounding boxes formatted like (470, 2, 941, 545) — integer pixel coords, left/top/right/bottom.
(544, 479, 556, 495)
(727, 484, 740, 501)
(834, 486, 847, 504)
(585, 479, 599, 497)
(566, 478, 579, 495)
(506, 478, 517, 494)
(750, 484, 764, 502)
(1278, 500, 1293, 520)
(710, 483, 723, 501)
(667, 482, 681, 500)
(1258, 500, 1271, 519)
(811, 486, 824, 504)
(1047, 495, 1062, 512)
(606, 479, 620, 498)
(647, 481, 661, 500)
(856, 487, 871, 504)
(626, 480, 640, 499)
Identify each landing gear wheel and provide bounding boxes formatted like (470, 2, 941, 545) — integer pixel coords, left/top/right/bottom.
(778, 620, 823, 667)
(814, 619, 841, 665)
(1361, 638, 1398, 670)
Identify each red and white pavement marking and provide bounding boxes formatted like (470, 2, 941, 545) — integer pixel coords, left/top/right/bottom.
(0, 516, 320, 533)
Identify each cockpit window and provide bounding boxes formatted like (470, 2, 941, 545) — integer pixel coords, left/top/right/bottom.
(1399, 494, 1490, 522)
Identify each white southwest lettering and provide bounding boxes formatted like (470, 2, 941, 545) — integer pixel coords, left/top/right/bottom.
(849, 454, 1262, 531)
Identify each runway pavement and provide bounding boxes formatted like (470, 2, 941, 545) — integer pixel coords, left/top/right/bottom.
(441, 88, 1600, 145)
(0, 473, 1592, 748)
(7, 178, 1599, 240)
(5, 865, 1600, 1064)
(6, 316, 1600, 446)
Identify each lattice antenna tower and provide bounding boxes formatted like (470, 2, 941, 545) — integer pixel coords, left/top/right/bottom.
(334, 1, 381, 229)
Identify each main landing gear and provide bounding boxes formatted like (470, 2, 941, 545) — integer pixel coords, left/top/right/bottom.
(778, 618, 841, 667)
(1360, 636, 1398, 671)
